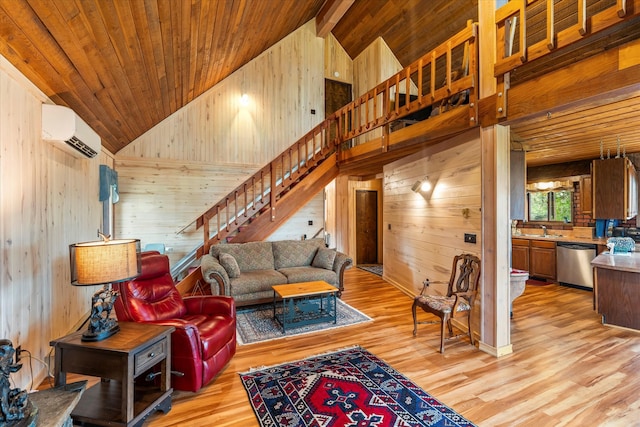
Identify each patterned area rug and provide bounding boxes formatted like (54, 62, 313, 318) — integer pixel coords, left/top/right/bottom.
(240, 346, 476, 427)
(357, 264, 383, 276)
(236, 300, 372, 345)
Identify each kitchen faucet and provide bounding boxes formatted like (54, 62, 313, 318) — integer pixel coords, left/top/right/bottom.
(541, 225, 547, 236)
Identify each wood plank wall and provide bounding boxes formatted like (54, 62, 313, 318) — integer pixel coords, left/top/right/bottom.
(352, 37, 405, 145)
(114, 158, 258, 262)
(382, 130, 482, 333)
(324, 33, 353, 83)
(115, 21, 329, 259)
(117, 20, 324, 165)
(0, 55, 107, 390)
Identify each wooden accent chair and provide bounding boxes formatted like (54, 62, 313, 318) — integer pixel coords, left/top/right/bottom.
(412, 254, 481, 353)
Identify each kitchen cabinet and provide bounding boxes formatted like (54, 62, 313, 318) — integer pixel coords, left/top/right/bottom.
(592, 157, 638, 219)
(512, 238, 556, 280)
(530, 239, 556, 280)
(580, 175, 592, 214)
(511, 238, 530, 271)
(592, 252, 640, 330)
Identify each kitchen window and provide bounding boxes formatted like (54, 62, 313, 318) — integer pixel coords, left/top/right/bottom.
(527, 180, 573, 223)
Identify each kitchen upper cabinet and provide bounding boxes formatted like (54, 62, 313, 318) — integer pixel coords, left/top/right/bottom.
(592, 157, 638, 219)
(580, 175, 592, 214)
(510, 151, 526, 220)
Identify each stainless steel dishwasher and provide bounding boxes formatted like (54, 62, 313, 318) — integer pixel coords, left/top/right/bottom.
(556, 242, 597, 289)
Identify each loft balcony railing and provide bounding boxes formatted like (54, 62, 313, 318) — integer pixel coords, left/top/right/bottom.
(335, 20, 479, 147)
(494, 0, 640, 116)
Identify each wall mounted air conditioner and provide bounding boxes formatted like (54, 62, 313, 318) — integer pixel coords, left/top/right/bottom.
(42, 104, 101, 159)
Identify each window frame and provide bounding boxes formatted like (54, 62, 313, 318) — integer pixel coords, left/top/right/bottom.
(526, 189, 574, 224)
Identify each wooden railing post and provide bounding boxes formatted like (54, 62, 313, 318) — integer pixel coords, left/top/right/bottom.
(270, 163, 277, 221)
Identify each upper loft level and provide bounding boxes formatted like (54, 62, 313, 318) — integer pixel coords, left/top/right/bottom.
(338, 0, 640, 175)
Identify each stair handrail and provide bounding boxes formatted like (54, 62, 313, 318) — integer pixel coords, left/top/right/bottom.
(190, 116, 339, 257)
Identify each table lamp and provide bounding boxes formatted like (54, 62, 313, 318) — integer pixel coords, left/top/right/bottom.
(70, 235, 141, 341)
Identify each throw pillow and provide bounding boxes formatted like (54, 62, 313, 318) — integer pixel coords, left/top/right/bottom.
(312, 247, 336, 270)
(219, 253, 241, 278)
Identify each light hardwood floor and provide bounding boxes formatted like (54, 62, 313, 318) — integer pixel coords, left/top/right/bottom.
(53, 268, 640, 426)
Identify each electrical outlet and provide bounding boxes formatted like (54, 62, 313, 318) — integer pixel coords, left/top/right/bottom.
(464, 233, 477, 244)
(15, 345, 22, 363)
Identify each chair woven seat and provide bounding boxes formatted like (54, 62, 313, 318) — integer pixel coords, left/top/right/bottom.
(415, 294, 470, 313)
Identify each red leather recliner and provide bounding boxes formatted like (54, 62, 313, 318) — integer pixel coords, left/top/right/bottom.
(114, 252, 236, 392)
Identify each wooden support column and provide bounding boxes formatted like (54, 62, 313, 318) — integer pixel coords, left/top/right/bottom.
(480, 124, 513, 356)
(477, 0, 512, 357)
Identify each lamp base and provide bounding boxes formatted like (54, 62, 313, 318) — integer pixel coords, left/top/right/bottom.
(81, 285, 121, 342)
(81, 322, 120, 342)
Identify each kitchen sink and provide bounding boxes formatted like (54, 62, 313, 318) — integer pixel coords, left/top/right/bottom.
(519, 233, 563, 238)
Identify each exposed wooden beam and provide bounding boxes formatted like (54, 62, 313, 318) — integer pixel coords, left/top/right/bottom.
(315, 0, 355, 38)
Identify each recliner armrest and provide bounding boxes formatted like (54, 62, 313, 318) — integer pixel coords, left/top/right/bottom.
(183, 295, 236, 317)
(200, 254, 230, 295)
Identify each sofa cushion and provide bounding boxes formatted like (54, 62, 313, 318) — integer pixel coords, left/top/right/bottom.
(272, 238, 324, 269)
(212, 241, 274, 272)
(278, 266, 338, 286)
(230, 270, 287, 296)
(219, 253, 240, 278)
(312, 247, 336, 270)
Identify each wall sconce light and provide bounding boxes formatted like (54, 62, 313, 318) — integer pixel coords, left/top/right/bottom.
(411, 177, 432, 193)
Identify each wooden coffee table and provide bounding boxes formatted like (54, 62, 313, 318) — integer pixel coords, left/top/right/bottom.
(272, 281, 338, 332)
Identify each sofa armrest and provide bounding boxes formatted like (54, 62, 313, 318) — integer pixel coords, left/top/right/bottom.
(183, 295, 236, 317)
(333, 251, 353, 295)
(200, 254, 230, 296)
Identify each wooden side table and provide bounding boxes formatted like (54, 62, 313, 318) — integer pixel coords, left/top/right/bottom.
(50, 322, 175, 427)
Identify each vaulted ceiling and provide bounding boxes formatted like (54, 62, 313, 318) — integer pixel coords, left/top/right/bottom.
(0, 0, 638, 168)
(0, 0, 472, 154)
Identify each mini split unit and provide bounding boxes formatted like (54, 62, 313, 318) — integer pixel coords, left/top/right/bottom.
(42, 104, 101, 159)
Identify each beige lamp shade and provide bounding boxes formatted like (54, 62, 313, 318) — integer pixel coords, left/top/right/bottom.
(70, 239, 141, 285)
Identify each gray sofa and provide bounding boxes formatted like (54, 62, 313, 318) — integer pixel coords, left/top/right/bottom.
(200, 238, 352, 306)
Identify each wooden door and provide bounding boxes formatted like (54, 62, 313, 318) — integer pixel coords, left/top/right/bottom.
(356, 190, 378, 264)
(325, 79, 352, 146)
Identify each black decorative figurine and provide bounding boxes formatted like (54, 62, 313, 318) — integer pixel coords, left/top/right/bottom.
(83, 286, 120, 342)
(0, 339, 28, 424)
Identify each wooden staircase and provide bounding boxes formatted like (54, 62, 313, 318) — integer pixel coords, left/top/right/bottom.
(176, 21, 480, 293)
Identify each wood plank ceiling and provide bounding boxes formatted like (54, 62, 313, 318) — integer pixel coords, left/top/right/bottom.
(0, 0, 474, 155)
(0, 0, 325, 153)
(0, 0, 638, 169)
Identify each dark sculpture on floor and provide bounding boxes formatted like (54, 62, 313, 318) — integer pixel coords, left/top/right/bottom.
(0, 339, 28, 424)
(83, 286, 120, 342)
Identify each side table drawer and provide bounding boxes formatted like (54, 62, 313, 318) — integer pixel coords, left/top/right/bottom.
(134, 339, 167, 376)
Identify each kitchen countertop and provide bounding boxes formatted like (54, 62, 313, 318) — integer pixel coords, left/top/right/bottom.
(591, 252, 640, 273)
(512, 233, 608, 245)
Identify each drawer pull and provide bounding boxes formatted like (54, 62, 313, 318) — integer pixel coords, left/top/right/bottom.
(148, 352, 155, 358)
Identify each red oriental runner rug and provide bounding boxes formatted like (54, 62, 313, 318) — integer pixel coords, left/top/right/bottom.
(240, 346, 476, 427)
